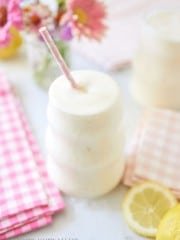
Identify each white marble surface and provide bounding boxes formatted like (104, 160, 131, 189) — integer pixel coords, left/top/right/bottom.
(0, 47, 145, 240)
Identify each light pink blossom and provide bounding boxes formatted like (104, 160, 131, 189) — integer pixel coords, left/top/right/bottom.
(22, 3, 53, 34)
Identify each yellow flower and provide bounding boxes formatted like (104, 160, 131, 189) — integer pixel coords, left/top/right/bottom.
(0, 27, 22, 59)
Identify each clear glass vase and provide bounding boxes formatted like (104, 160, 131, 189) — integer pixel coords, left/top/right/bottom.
(26, 35, 68, 90)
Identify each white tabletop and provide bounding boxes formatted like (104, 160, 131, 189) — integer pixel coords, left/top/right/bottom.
(0, 48, 145, 240)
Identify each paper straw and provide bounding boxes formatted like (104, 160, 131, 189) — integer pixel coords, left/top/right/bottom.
(39, 27, 79, 89)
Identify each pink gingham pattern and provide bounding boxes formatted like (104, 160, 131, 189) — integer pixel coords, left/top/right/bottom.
(123, 109, 180, 198)
(20, 111, 65, 214)
(0, 73, 64, 239)
(0, 217, 52, 240)
(0, 81, 48, 219)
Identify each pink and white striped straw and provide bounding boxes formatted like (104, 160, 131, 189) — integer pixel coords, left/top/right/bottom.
(39, 27, 79, 89)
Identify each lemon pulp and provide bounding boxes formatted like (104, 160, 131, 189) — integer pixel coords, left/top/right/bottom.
(122, 181, 177, 237)
(156, 204, 180, 240)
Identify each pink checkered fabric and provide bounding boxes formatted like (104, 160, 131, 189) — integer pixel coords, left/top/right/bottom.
(0, 81, 48, 218)
(0, 74, 64, 239)
(123, 109, 180, 198)
(20, 110, 65, 214)
(0, 206, 49, 234)
(0, 216, 52, 240)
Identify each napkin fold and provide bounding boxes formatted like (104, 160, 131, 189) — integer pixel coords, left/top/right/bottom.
(123, 109, 180, 198)
(0, 73, 64, 239)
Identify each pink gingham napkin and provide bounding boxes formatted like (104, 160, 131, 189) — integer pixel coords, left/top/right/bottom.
(123, 109, 180, 198)
(0, 73, 64, 239)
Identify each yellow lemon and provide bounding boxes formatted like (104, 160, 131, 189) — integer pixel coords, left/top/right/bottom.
(156, 204, 180, 240)
(122, 181, 177, 238)
(0, 27, 22, 59)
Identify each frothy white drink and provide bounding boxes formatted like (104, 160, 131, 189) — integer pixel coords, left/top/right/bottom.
(132, 10, 180, 109)
(46, 70, 125, 198)
(150, 11, 180, 40)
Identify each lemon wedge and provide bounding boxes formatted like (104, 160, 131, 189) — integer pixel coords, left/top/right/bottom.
(0, 27, 22, 59)
(156, 204, 180, 240)
(122, 181, 177, 238)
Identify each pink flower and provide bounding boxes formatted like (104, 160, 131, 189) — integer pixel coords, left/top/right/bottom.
(62, 0, 107, 41)
(0, 0, 23, 47)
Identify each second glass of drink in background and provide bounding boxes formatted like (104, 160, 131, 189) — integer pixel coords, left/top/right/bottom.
(131, 9, 180, 109)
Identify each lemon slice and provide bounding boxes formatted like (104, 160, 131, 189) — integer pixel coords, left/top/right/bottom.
(122, 181, 177, 238)
(156, 204, 180, 240)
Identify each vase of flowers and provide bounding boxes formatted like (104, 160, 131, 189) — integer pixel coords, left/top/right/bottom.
(21, 0, 107, 89)
(25, 35, 68, 89)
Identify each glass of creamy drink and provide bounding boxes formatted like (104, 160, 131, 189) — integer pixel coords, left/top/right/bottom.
(46, 70, 125, 198)
(131, 9, 180, 109)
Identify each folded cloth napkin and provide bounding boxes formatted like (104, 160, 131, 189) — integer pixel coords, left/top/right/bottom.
(123, 109, 180, 198)
(0, 73, 64, 239)
(72, 0, 180, 71)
